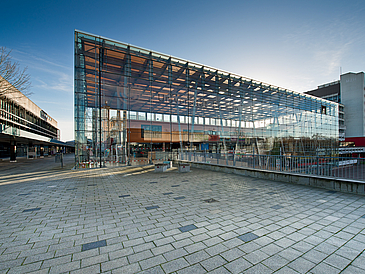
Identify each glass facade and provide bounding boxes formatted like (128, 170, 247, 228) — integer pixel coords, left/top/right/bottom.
(74, 31, 339, 167)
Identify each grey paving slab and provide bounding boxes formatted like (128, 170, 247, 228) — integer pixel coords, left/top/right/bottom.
(1, 157, 365, 273)
(237, 232, 259, 242)
(178, 224, 198, 233)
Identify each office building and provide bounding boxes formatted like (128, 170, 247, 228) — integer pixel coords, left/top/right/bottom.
(0, 76, 60, 160)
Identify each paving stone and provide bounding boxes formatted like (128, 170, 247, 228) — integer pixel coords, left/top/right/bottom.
(200, 255, 227, 271)
(184, 242, 207, 254)
(101, 256, 128, 272)
(23, 252, 54, 265)
(138, 265, 165, 274)
(205, 243, 229, 256)
(128, 250, 154, 264)
(324, 253, 352, 270)
(153, 236, 174, 247)
(275, 266, 302, 273)
(162, 248, 187, 261)
(0, 258, 27, 272)
(151, 244, 174, 256)
(244, 249, 270, 264)
(310, 262, 341, 274)
(162, 257, 190, 273)
(278, 247, 303, 261)
(70, 264, 101, 274)
(6, 261, 43, 274)
(221, 247, 245, 261)
(139, 255, 166, 270)
(2, 161, 365, 274)
(245, 263, 273, 274)
(184, 250, 210, 265)
(341, 265, 365, 274)
(73, 248, 100, 261)
(41, 255, 72, 269)
(177, 263, 206, 274)
(287, 257, 316, 273)
(81, 254, 108, 268)
(262, 254, 290, 271)
(303, 249, 329, 264)
(224, 257, 253, 273)
(49, 261, 81, 273)
(172, 238, 194, 249)
(111, 263, 141, 273)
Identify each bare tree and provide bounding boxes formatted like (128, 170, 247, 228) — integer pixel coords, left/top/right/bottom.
(0, 47, 31, 97)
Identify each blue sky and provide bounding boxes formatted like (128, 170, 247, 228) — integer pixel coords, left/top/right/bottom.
(1, 0, 364, 141)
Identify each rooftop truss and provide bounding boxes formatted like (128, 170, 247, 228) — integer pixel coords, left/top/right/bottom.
(75, 31, 337, 123)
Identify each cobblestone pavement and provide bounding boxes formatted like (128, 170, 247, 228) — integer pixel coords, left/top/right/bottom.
(1, 156, 365, 273)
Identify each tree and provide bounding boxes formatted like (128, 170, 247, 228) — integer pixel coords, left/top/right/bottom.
(0, 47, 31, 97)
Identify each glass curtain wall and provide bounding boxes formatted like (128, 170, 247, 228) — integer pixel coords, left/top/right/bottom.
(74, 31, 339, 167)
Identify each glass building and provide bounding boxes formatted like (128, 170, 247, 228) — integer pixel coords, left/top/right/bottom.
(74, 31, 338, 167)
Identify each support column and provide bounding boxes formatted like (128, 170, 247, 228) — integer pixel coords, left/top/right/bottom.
(98, 44, 104, 168)
(176, 104, 183, 156)
(124, 47, 131, 165)
(216, 72, 227, 163)
(190, 83, 198, 152)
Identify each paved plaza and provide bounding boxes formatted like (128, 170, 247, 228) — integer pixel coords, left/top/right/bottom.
(1, 155, 365, 273)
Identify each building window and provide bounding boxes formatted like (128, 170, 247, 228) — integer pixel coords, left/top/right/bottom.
(321, 105, 326, 114)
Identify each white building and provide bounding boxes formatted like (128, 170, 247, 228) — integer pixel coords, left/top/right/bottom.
(340, 72, 365, 138)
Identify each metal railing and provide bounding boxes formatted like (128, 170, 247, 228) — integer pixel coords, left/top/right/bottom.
(77, 150, 365, 182)
(179, 152, 365, 182)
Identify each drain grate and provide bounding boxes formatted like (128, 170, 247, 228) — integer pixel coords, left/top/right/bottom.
(238, 232, 259, 242)
(271, 205, 284, 210)
(82, 240, 106, 251)
(179, 224, 197, 232)
(204, 198, 218, 203)
(23, 208, 41, 213)
(145, 205, 159, 210)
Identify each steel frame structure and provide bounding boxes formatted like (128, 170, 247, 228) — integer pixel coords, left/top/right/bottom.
(74, 31, 339, 167)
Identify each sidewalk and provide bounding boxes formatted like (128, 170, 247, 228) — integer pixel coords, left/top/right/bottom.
(0, 159, 365, 273)
(0, 153, 75, 173)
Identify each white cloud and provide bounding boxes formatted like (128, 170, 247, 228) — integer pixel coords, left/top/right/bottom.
(34, 72, 73, 93)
